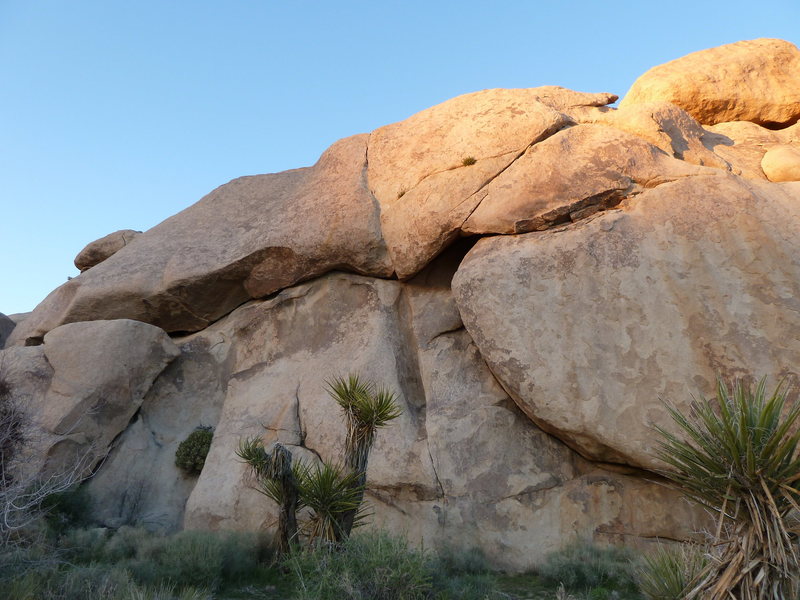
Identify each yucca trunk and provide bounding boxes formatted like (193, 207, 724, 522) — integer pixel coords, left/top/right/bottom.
(691, 517, 799, 599)
(337, 420, 373, 538)
(272, 444, 299, 555)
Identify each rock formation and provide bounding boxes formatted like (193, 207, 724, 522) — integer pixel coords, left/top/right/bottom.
(73, 229, 142, 272)
(620, 38, 800, 127)
(3, 38, 799, 570)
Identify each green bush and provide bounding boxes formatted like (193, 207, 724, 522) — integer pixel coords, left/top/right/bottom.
(122, 529, 261, 590)
(461, 156, 477, 166)
(57, 526, 265, 591)
(175, 427, 213, 476)
(42, 484, 93, 534)
(538, 540, 639, 593)
(285, 530, 504, 600)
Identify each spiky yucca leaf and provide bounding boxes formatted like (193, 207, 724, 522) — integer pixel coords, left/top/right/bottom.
(295, 460, 366, 544)
(325, 374, 402, 473)
(637, 544, 708, 600)
(655, 377, 800, 600)
(325, 374, 402, 539)
(236, 437, 271, 479)
(236, 438, 301, 554)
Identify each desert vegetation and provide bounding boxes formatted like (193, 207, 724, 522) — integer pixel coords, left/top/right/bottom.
(237, 374, 402, 551)
(654, 378, 800, 599)
(2, 367, 799, 599)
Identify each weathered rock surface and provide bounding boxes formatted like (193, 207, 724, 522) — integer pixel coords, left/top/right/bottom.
(621, 39, 800, 127)
(706, 120, 800, 179)
(368, 87, 617, 278)
(453, 174, 800, 468)
(0, 319, 179, 476)
(762, 145, 800, 182)
(578, 101, 730, 170)
(85, 333, 228, 530)
(462, 125, 712, 234)
(81, 252, 706, 569)
(0, 313, 15, 348)
(9, 134, 392, 344)
(7, 38, 800, 569)
(74, 229, 141, 272)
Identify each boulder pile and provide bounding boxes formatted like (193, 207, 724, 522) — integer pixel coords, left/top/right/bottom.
(3, 38, 799, 570)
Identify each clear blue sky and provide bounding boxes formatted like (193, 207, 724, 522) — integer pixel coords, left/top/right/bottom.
(2, 1, 798, 315)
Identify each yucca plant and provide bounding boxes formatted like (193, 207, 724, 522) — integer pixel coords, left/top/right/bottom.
(236, 439, 299, 554)
(326, 374, 402, 537)
(637, 543, 708, 600)
(295, 460, 366, 544)
(655, 377, 800, 600)
(237, 375, 401, 551)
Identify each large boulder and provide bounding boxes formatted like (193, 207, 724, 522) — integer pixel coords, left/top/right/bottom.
(576, 101, 731, 170)
(621, 39, 800, 127)
(453, 174, 800, 468)
(367, 87, 617, 278)
(74, 229, 141, 271)
(9, 134, 392, 344)
(705, 120, 800, 179)
(0, 319, 179, 476)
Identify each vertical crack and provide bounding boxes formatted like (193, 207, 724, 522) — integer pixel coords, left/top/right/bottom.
(426, 438, 447, 529)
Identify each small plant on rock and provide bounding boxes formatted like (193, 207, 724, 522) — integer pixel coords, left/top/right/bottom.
(175, 426, 213, 476)
(461, 156, 477, 166)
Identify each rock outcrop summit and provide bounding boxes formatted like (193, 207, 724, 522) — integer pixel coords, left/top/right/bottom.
(3, 38, 799, 569)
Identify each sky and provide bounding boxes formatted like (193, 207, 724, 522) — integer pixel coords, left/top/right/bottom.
(1, 1, 798, 315)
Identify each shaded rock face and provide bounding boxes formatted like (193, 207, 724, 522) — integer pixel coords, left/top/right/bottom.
(0, 313, 14, 349)
(5, 39, 800, 569)
(74, 229, 141, 272)
(85, 334, 228, 530)
(621, 38, 800, 127)
(0, 320, 179, 476)
(88, 254, 705, 569)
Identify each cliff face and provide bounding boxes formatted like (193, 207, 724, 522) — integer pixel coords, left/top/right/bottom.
(3, 38, 800, 570)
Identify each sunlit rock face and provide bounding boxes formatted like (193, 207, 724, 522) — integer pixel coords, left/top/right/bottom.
(4, 38, 799, 570)
(621, 38, 800, 127)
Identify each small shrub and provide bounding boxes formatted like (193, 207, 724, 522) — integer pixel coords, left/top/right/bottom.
(286, 531, 432, 600)
(397, 189, 406, 199)
(285, 531, 504, 600)
(125, 530, 247, 590)
(637, 543, 708, 600)
(59, 526, 111, 563)
(50, 563, 133, 600)
(461, 156, 477, 166)
(175, 427, 213, 476)
(538, 540, 639, 593)
(43, 484, 92, 533)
